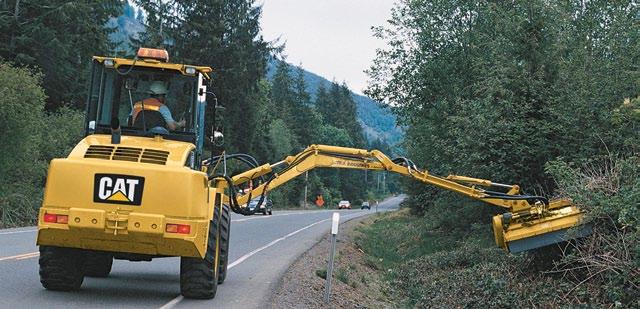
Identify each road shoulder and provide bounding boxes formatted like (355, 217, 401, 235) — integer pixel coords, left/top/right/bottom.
(269, 213, 392, 308)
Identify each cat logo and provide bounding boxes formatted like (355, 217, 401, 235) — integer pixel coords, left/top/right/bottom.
(93, 174, 145, 206)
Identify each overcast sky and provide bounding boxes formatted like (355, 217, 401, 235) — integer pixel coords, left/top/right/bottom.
(259, 0, 395, 95)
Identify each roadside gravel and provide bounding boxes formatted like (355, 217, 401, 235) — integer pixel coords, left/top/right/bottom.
(269, 214, 393, 308)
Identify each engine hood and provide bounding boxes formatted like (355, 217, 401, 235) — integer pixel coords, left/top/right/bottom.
(67, 134, 195, 168)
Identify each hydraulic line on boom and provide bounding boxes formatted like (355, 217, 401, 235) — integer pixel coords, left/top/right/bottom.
(209, 144, 588, 253)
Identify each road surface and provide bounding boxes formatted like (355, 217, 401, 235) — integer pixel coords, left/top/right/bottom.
(0, 195, 402, 308)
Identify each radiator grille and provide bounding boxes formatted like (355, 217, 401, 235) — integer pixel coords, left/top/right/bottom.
(141, 149, 170, 165)
(84, 145, 169, 165)
(84, 145, 114, 159)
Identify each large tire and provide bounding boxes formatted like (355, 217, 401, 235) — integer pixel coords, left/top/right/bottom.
(39, 246, 86, 291)
(84, 251, 113, 277)
(217, 204, 231, 284)
(180, 209, 220, 299)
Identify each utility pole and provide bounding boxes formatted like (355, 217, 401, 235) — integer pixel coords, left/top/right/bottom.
(382, 172, 386, 194)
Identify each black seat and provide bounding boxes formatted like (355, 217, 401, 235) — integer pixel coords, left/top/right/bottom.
(133, 110, 166, 129)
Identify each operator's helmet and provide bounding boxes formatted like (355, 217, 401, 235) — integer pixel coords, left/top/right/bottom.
(148, 81, 168, 95)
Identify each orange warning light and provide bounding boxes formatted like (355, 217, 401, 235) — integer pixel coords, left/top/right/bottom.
(137, 47, 169, 62)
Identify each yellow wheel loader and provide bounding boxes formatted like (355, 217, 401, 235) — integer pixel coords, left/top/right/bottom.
(36, 48, 589, 299)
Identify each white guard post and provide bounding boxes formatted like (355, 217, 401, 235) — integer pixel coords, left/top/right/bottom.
(324, 212, 340, 303)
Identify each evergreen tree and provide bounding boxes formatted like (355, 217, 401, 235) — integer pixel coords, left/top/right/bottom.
(0, 1, 122, 108)
(135, 0, 270, 154)
(135, 8, 144, 23)
(315, 83, 333, 123)
(270, 60, 297, 137)
(292, 65, 316, 146)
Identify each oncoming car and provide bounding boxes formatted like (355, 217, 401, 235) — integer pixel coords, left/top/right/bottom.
(338, 200, 351, 209)
(248, 197, 273, 215)
(361, 201, 370, 210)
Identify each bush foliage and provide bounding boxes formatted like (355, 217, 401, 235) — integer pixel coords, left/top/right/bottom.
(360, 208, 638, 307)
(0, 62, 83, 228)
(546, 156, 639, 305)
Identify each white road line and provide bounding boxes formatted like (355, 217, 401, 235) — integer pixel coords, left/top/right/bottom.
(0, 228, 37, 235)
(159, 216, 334, 309)
(159, 296, 184, 309)
(227, 217, 331, 269)
(0, 251, 39, 262)
(15, 252, 40, 260)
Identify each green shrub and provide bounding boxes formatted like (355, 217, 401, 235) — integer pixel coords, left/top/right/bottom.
(0, 62, 46, 227)
(0, 62, 46, 186)
(358, 208, 640, 307)
(315, 268, 327, 279)
(336, 268, 350, 284)
(40, 106, 84, 162)
(546, 156, 640, 306)
(0, 62, 84, 228)
(401, 189, 501, 241)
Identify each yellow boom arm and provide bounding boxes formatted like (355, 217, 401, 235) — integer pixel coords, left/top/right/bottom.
(212, 145, 587, 253)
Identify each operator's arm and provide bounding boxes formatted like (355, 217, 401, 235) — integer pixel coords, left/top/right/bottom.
(159, 105, 185, 130)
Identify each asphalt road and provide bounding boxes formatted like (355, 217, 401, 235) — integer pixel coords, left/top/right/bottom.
(0, 195, 402, 308)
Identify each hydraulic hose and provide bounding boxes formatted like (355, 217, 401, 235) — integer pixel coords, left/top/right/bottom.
(209, 172, 273, 216)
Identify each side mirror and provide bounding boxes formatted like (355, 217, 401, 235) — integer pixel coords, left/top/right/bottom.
(204, 88, 225, 148)
(200, 87, 225, 111)
(211, 130, 224, 146)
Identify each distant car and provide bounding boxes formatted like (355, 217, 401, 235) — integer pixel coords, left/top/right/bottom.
(361, 201, 370, 210)
(338, 200, 351, 209)
(248, 197, 273, 215)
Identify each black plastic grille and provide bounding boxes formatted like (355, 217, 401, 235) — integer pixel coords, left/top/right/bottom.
(84, 145, 169, 165)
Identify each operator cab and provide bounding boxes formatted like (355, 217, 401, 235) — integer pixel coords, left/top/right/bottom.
(84, 48, 212, 150)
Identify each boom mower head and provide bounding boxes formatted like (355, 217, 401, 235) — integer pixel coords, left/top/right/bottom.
(492, 202, 588, 253)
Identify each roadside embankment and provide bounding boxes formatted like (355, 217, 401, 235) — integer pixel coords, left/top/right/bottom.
(272, 206, 638, 307)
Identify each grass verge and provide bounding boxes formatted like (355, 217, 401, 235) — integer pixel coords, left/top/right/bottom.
(354, 209, 637, 307)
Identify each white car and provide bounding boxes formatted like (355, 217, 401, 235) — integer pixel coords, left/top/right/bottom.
(338, 200, 351, 209)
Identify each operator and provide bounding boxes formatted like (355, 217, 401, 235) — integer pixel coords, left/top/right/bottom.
(131, 81, 186, 130)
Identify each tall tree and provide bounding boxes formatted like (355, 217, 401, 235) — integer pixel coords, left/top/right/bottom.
(367, 0, 639, 206)
(0, 1, 122, 108)
(135, 0, 270, 153)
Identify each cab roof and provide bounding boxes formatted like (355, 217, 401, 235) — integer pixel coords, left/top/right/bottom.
(93, 56, 213, 79)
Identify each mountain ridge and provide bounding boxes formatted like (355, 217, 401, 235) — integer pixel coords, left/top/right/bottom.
(266, 58, 402, 146)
